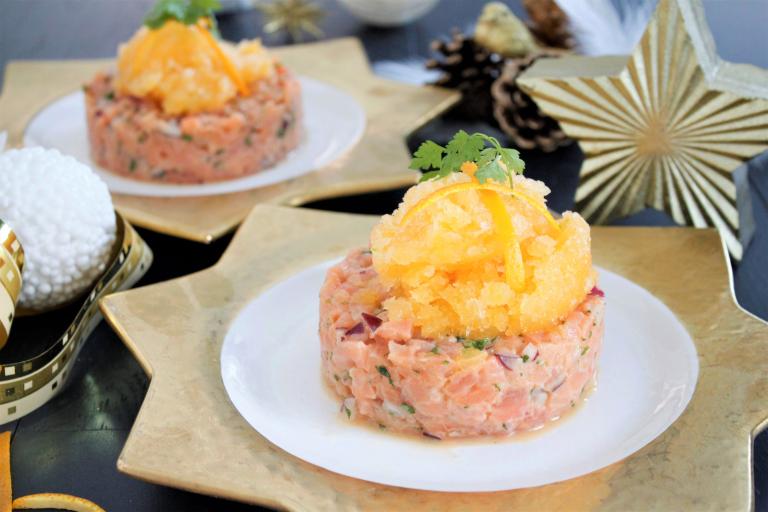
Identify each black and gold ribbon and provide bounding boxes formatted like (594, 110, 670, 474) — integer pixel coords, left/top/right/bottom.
(0, 219, 24, 350)
(0, 214, 152, 421)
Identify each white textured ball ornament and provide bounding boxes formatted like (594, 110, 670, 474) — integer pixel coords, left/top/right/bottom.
(0, 148, 116, 310)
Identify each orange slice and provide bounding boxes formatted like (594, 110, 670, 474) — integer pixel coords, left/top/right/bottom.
(196, 21, 249, 96)
(400, 177, 559, 290)
(479, 189, 525, 290)
(12, 494, 105, 512)
(460, 161, 478, 177)
(0, 432, 9, 512)
(402, 181, 560, 232)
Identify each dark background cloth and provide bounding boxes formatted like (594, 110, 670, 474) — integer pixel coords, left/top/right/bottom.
(1, 1, 767, 510)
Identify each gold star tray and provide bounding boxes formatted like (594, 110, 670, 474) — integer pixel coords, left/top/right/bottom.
(0, 38, 458, 243)
(100, 205, 768, 510)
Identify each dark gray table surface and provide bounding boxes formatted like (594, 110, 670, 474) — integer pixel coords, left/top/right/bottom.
(1, 1, 767, 510)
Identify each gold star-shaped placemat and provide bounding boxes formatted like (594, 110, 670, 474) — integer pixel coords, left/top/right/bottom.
(100, 205, 768, 510)
(517, 0, 768, 259)
(0, 38, 458, 243)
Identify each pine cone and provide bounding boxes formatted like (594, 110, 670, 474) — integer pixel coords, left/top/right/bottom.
(522, 0, 575, 50)
(491, 53, 570, 152)
(427, 31, 503, 121)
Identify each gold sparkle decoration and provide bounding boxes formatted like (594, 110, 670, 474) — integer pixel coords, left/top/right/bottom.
(258, 0, 325, 42)
(518, 0, 768, 259)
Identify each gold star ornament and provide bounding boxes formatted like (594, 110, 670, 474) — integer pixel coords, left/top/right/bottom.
(518, 0, 768, 258)
(258, 0, 325, 42)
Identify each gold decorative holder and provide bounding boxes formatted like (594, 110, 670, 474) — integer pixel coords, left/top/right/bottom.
(0, 214, 152, 424)
(0, 219, 24, 350)
(101, 205, 768, 510)
(517, 0, 768, 260)
(0, 38, 459, 243)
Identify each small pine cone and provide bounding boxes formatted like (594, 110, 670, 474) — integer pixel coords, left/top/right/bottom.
(426, 30, 503, 121)
(491, 53, 570, 152)
(522, 0, 575, 50)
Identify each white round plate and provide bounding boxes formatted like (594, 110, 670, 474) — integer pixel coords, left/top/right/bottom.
(221, 261, 699, 492)
(23, 77, 366, 198)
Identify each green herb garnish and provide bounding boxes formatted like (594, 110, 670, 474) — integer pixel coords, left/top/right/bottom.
(430, 346, 440, 355)
(521, 354, 530, 363)
(129, 159, 137, 172)
(103, 91, 115, 101)
(581, 346, 590, 356)
(459, 337, 496, 351)
(144, 0, 221, 31)
(410, 130, 525, 187)
(376, 365, 394, 386)
(182, 134, 193, 142)
(402, 403, 415, 414)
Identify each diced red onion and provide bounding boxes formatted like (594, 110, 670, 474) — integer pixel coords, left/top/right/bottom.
(522, 343, 539, 362)
(589, 286, 605, 297)
(495, 353, 519, 370)
(344, 322, 365, 336)
(361, 312, 383, 332)
(423, 431, 441, 440)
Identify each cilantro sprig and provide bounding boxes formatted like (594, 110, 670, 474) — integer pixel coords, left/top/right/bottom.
(458, 337, 496, 351)
(410, 131, 525, 187)
(144, 0, 221, 30)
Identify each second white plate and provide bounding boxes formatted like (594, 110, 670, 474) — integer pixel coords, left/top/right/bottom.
(220, 260, 699, 493)
(24, 77, 366, 198)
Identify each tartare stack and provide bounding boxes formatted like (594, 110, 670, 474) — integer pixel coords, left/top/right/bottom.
(319, 132, 605, 439)
(84, 3, 301, 184)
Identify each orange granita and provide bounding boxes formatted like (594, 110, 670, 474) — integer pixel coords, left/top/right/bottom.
(115, 21, 276, 115)
(370, 172, 596, 338)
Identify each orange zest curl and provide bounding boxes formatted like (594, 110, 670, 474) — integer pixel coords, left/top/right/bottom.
(400, 165, 560, 290)
(196, 19, 249, 96)
(460, 161, 478, 176)
(478, 189, 525, 290)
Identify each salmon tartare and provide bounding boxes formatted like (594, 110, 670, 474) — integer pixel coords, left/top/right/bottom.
(84, 2, 302, 184)
(319, 131, 605, 439)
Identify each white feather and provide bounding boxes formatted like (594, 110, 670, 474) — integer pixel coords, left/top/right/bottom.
(373, 59, 441, 85)
(556, 0, 656, 56)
